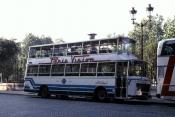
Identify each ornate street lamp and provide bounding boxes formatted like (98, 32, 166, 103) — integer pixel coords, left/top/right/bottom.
(130, 4, 154, 60)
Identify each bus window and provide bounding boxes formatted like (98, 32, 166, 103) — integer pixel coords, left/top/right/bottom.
(161, 41, 175, 56)
(29, 47, 41, 58)
(90, 41, 99, 54)
(98, 62, 115, 76)
(118, 37, 135, 54)
(83, 41, 99, 54)
(51, 64, 65, 76)
(29, 47, 37, 58)
(38, 65, 51, 76)
(67, 43, 82, 55)
(53, 44, 67, 56)
(41, 46, 53, 57)
(129, 61, 147, 77)
(80, 63, 97, 76)
(65, 64, 80, 76)
(27, 65, 39, 76)
(83, 42, 91, 54)
(108, 39, 117, 53)
(99, 40, 112, 53)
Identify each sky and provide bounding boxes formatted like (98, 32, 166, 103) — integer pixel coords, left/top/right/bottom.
(0, 0, 174, 42)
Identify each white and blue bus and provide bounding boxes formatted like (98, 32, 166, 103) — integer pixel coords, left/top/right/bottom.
(24, 36, 150, 101)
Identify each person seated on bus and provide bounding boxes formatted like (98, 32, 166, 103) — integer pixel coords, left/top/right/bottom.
(82, 48, 87, 54)
(108, 48, 112, 53)
(90, 46, 97, 54)
(73, 47, 79, 55)
(100, 47, 107, 53)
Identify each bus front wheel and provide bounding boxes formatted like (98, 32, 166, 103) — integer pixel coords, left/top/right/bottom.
(95, 88, 107, 101)
(40, 86, 50, 98)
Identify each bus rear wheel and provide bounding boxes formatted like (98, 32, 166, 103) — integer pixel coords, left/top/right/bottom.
(40, 86, 50, 98)
(95, 88, 107, 102)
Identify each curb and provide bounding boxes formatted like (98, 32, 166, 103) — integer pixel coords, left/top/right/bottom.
(0, 90, 35, 96)
(123, 99, 175, 106)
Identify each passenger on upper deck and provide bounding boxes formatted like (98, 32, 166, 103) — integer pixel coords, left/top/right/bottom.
(90, 44, 97, 54)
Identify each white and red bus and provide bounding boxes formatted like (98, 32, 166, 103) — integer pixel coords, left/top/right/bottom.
(24, 36, 150, 101)
(157, 38, 175, 100)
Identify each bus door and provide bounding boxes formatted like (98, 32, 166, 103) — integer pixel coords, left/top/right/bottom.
(115, 62, 129, 98)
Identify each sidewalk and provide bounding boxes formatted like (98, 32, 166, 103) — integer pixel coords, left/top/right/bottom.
(0, 90, 35, 96)
(125, 97, 175, 106)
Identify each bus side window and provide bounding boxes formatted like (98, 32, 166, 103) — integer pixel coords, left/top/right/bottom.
(27, 65, 39, 76)
(53, 45, 67, 56)
(65, 64, 80, 76)
(99, 40, 111, 53)
(108, 39, 117, 53)
(29, 48, 36, 58)
(41, 46, 53, 57)
(38, 65, 51, 76)
(34, 47, 41, 58)
(80, 63, 97, 76)
(51, 64, 65, 76)
(98, 62, 115, 76)
(83, 42, 91, 54)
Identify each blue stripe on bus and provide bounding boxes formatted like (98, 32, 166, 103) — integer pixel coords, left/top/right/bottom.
(24, 78, 114, 93)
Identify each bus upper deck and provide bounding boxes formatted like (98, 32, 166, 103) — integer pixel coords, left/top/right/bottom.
(28, 37, 136, 59)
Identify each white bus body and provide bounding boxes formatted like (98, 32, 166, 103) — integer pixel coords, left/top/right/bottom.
(24, 37, 150, 100)
(157, 38, 175, 100)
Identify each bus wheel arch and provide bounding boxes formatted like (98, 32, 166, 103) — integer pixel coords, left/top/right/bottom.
(94, 86, 107, 101)
(39, 85, 50, 98)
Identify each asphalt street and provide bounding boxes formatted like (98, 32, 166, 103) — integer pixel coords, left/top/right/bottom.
(0, 94, 174, 117)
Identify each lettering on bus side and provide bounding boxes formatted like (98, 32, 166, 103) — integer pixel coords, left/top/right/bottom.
(50, 57, 68, 64)
(50, 55, 94, 64)
(161, 56, 175, 96)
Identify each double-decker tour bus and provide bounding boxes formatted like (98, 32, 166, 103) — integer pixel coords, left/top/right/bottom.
(24, 36, 150, 101)
(157, 38, 175, 100)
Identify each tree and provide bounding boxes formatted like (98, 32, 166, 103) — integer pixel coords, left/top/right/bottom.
(0, 38, 20, 82)
(22, 33, 53, 58)
(128, 15, 164, 81)
(54, 38, 65, 44)
(20, 33, 53, 74)
(164, 16, 175, 38)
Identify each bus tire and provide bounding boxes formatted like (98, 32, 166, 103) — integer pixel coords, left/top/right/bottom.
(94, 88, 107, 102)
(40, 86, 50, 98)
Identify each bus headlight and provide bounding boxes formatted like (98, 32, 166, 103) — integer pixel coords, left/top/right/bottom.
(24, 81, 33, 89)
(137, 89, 142, 96)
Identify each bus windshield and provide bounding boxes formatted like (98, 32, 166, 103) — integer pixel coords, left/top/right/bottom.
(129, 61, 147, 77)
(161, 40, 175, 56)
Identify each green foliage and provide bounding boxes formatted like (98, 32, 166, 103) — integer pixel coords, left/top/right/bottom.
(0, 39, 19, 61)
(20, 33, 53, 74)
(128, 15, 164, 80)
(0, 39, 20, 82)
(54, 38, 65, 44)
(22, 33, 53, 58)
(164, 16, 175, 38)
